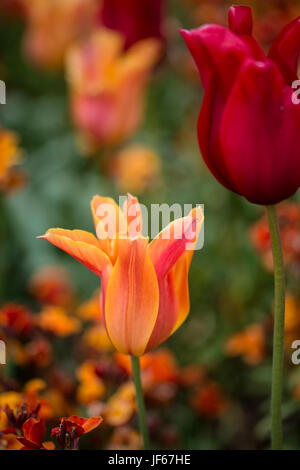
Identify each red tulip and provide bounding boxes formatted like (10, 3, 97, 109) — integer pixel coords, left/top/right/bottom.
(99, 0, 164, 49)
(181, 6, 300, 205)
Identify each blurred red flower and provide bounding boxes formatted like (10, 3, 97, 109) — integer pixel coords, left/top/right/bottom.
(0, 303, 34, 337)
(99, 0, 165, 49)
(51, 415, 102, 450)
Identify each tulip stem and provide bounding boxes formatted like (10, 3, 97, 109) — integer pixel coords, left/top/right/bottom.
(131, 356, 150, 449)
(266, 205, 285, 450)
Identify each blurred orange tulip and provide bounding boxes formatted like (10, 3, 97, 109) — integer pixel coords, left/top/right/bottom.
(38, 194, 204, 356)
(66, 30, 161, 148)
(21, 0, 98, 69)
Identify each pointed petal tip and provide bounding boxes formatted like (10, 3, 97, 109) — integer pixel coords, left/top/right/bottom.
(180, 28, 192, 41)
(228, 5, 253, 36)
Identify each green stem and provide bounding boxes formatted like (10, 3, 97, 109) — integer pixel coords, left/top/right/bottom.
(266, 205, 285, 450)
(131, 356, 150, 449)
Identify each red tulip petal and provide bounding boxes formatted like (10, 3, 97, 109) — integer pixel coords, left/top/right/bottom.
(105, 237, 159, 356)
(180, 26, 253, 193)
(228, 6, 265, 59)
(220, 59, 300, 205)
(228, 6, 253, 36)
(269, 16, 300, 84)
(180, 26, 249, 96)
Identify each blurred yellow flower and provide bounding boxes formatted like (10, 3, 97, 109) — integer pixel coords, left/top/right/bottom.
(104, 382, 136, 427)
(0, 392, 22, 430)
(76, 290, 102, 322)
(66, 29, 161, 148)
(112, 144, 162, 194)
(76, 361, 106, 405)
(83, 325, 113, 353)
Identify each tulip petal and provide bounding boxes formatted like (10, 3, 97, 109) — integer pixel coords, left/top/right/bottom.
(170, 206, 204, 333)
(145, 272, 178, 352)
(220, 59, 300, 205)
(38, 229, 112, 281)
(180, 26, 253, 193)
(105, 237, 159, 356)
(180, 26, 250, 96)
(148, 212, 201, 279)
(269, 16, 300, 84)
(228, 6, 265, 59)
(91, 195, 127, 264)
(122, 193, 143, 238)
(91, 195, 126, 240)
(146, 207, 203, 349)
(228, 6, 253, 36)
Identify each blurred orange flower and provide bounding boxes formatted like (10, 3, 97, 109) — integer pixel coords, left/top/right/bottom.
(11, 338, 52, 368)
(250, 202, 300, 272)
(29, 265, 74, 307)
(225, 324, 266, 365)
(116, 349, 179, 385)
(111, 144, 162, 194)
(39, 194, 203, 356)
(66, 30, 161, 149)
(76, 289, 102, 322)
(0, 431, 22, 450)
(0, 129, 25, 192)
(0, 129, 20, 180)
(21, 0, 99, 70)
(284, 295, 300, 349)
(37, 306, 81, 337)
(104, 382, 136, 427)
(83, 324, 113, 353)
(108, 426, 142, 450)
(76, 361, 106, 405)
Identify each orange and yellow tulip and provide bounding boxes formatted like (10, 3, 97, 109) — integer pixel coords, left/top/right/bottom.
(38, 194, 203, 356)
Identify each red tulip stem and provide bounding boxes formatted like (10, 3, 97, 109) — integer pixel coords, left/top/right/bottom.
(266, 205, 285, 450)
(131, 356, 150, 449)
